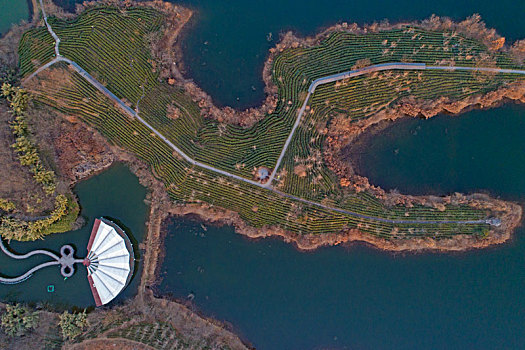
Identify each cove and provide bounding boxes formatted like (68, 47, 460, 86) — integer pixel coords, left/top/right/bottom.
(355, 103, 525, 199)
(176, 0, 525, 109)
(159, 104, 525, 349)
(0, 163, 148, 308)
(0, 0, 29, 35)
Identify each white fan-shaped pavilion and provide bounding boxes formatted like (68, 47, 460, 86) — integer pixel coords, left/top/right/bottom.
(84, 218, 134, 306)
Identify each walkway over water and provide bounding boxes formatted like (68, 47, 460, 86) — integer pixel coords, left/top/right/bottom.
(0, 216, 135, 308)
(0, 239, 82, 284)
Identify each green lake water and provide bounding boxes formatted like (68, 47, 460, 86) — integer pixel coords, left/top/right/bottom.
(0, 0, 29, 35)
(0, 163, 148, 309)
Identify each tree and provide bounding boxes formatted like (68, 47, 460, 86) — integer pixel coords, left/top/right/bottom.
(18, 149, 39, 167)
(1, 82, 14, 98)
(59, 310, 88, 340)
(0, 304, 39, 337)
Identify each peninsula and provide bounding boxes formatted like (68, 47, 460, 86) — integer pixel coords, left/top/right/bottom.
(13, 0, 525, 253)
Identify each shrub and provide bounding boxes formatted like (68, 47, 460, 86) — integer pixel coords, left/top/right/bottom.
(0, 195, 76, 241)
(0, 304, 39, 337)
(59, 310, 88, 340)
(0, 199, 15, 212)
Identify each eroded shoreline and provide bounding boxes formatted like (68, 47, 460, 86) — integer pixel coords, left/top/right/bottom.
(2, 1, 525, 347)
(65, 0, 524, 254)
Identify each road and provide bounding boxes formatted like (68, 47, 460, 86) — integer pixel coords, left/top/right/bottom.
(266, 63, 427, 186)
(26, 0, 525, 226)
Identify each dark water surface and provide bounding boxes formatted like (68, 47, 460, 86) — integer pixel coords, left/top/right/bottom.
(161, 214, 524, 350)
(31, 0, 525, 347)
(356, 104, 525, 199)
(149, 1, 525, 349)
(53, 0, 525, 109)
(0, 164, 148, 308)
(0, 0, 29, 35)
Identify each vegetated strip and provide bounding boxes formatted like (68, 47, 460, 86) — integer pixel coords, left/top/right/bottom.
(46, 58, 500, 226)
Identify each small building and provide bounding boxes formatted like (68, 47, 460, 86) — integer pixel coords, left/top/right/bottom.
(256, 167, 271, 183)
(84, 218, 134, 307)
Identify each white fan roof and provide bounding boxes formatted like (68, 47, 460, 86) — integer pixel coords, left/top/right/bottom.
(86, 219, 133, 306)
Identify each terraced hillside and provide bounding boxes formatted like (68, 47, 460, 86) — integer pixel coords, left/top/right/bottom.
(277, 69, 519, 201)
(19, 3, 525, 249)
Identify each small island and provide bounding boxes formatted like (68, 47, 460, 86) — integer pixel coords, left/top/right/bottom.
(1, 0, 525, 347)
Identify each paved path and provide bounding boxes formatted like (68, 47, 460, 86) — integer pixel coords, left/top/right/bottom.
(64, 58, 265, 189)
(273, 189, 500, 226)
(0, 238, 61, 284)
(24, 56, 62, 81)
(266, 62, 525, 185)
(0, 239, 84, 284)
(266, 63, 427, 186)
(26, 0, 525, 226)
(0, 237, 59, 261)
(38, 0, 60, 57)
(0, 261, 60, 284)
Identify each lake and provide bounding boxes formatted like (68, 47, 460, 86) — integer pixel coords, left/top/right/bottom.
(160, 209, 525, 349)
(354, 103, 525, 200)
(53, 0, 525, 109)
(0, 163, 148, 309)
(18, 0, 525, 347)
(0, 0, 29, 35)
(151, 2, 524, 347)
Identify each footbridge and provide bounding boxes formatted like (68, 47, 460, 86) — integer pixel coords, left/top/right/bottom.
(0, 239, 82, 284)
(0, 218, 135, 307)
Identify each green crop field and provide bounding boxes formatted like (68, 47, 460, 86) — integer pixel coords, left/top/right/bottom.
(19, 5, 525, 243)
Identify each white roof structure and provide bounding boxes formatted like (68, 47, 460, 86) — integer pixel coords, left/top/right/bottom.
(84, 218, 134, 306)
